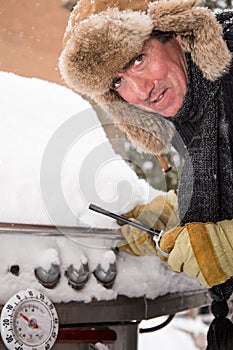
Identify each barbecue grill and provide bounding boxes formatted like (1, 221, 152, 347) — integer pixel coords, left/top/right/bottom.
(0, 222, 209, 350)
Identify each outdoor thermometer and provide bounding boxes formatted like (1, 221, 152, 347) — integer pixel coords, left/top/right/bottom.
(0, 289, 59, 350)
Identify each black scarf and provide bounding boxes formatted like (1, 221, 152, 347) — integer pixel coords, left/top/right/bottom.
(170, 55, 233, 225)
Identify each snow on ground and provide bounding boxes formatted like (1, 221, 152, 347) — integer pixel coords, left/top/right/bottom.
(139, 312, 210, 350)
(0, 71, 208, 348)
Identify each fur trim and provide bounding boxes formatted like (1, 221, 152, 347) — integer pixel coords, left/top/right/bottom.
(96, 92, 175, 154)
(59, 8, 153, 96)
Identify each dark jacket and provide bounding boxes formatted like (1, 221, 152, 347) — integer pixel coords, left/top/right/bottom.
(170, 12, 233, 224)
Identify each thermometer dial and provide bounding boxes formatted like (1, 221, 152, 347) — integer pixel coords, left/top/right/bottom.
(0, 289, 59, 350)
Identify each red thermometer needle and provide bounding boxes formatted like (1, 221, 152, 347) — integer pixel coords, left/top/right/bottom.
(19, 313, 39, 329)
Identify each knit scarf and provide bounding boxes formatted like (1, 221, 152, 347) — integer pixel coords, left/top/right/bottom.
(170, 55, 233, 225)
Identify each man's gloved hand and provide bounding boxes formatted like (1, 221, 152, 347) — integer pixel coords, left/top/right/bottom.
(117, 190, 178, 256)
(159, 220, 233, 288)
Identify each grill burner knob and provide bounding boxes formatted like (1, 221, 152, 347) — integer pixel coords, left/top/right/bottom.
(34, 263, 61, 288)
(65, 263, 90, 290)
(94, 262, 117, 289)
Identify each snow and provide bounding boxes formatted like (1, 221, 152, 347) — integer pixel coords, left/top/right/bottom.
(139, 313, 209, 350)
(0, 71, 158, 227)
(0, 72, 207, 347)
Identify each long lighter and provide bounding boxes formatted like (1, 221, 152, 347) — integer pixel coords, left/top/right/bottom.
(89, 204, 168, 258)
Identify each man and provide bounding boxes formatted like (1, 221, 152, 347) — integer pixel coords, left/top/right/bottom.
(60, 3, 233, 347)
(59, 0, 233, 290)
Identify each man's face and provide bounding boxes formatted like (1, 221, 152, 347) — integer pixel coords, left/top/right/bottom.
(111, 36, 188, 117)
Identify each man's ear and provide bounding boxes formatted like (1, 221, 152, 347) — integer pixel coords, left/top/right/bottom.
(176, 34, 183, 44)
(173, 35, 185, 56)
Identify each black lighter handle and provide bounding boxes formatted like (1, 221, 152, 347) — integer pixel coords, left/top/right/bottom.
(89, 204, 159, 237)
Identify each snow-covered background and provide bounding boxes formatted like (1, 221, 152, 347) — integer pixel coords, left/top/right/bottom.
(0, 71, 209, 349)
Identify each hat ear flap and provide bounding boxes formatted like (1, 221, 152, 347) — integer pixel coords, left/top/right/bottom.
(149, 0, 232, 80)
(95, 92, 175, 155)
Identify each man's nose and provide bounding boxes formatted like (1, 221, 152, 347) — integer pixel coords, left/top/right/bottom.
(127, 76, 153, 101)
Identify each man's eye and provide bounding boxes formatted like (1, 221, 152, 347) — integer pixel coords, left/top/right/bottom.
(112, 77, 122, 89)
(134, 54, 144, 66)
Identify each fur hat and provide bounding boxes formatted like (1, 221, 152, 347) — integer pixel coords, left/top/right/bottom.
(59, 0, 232, 155)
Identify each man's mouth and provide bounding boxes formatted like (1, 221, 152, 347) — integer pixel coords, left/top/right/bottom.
(152, 89, 167, 104)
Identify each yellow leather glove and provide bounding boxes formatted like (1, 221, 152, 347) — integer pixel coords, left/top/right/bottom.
(117, 191, 178, 256)
(159, 220, 233, 288)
